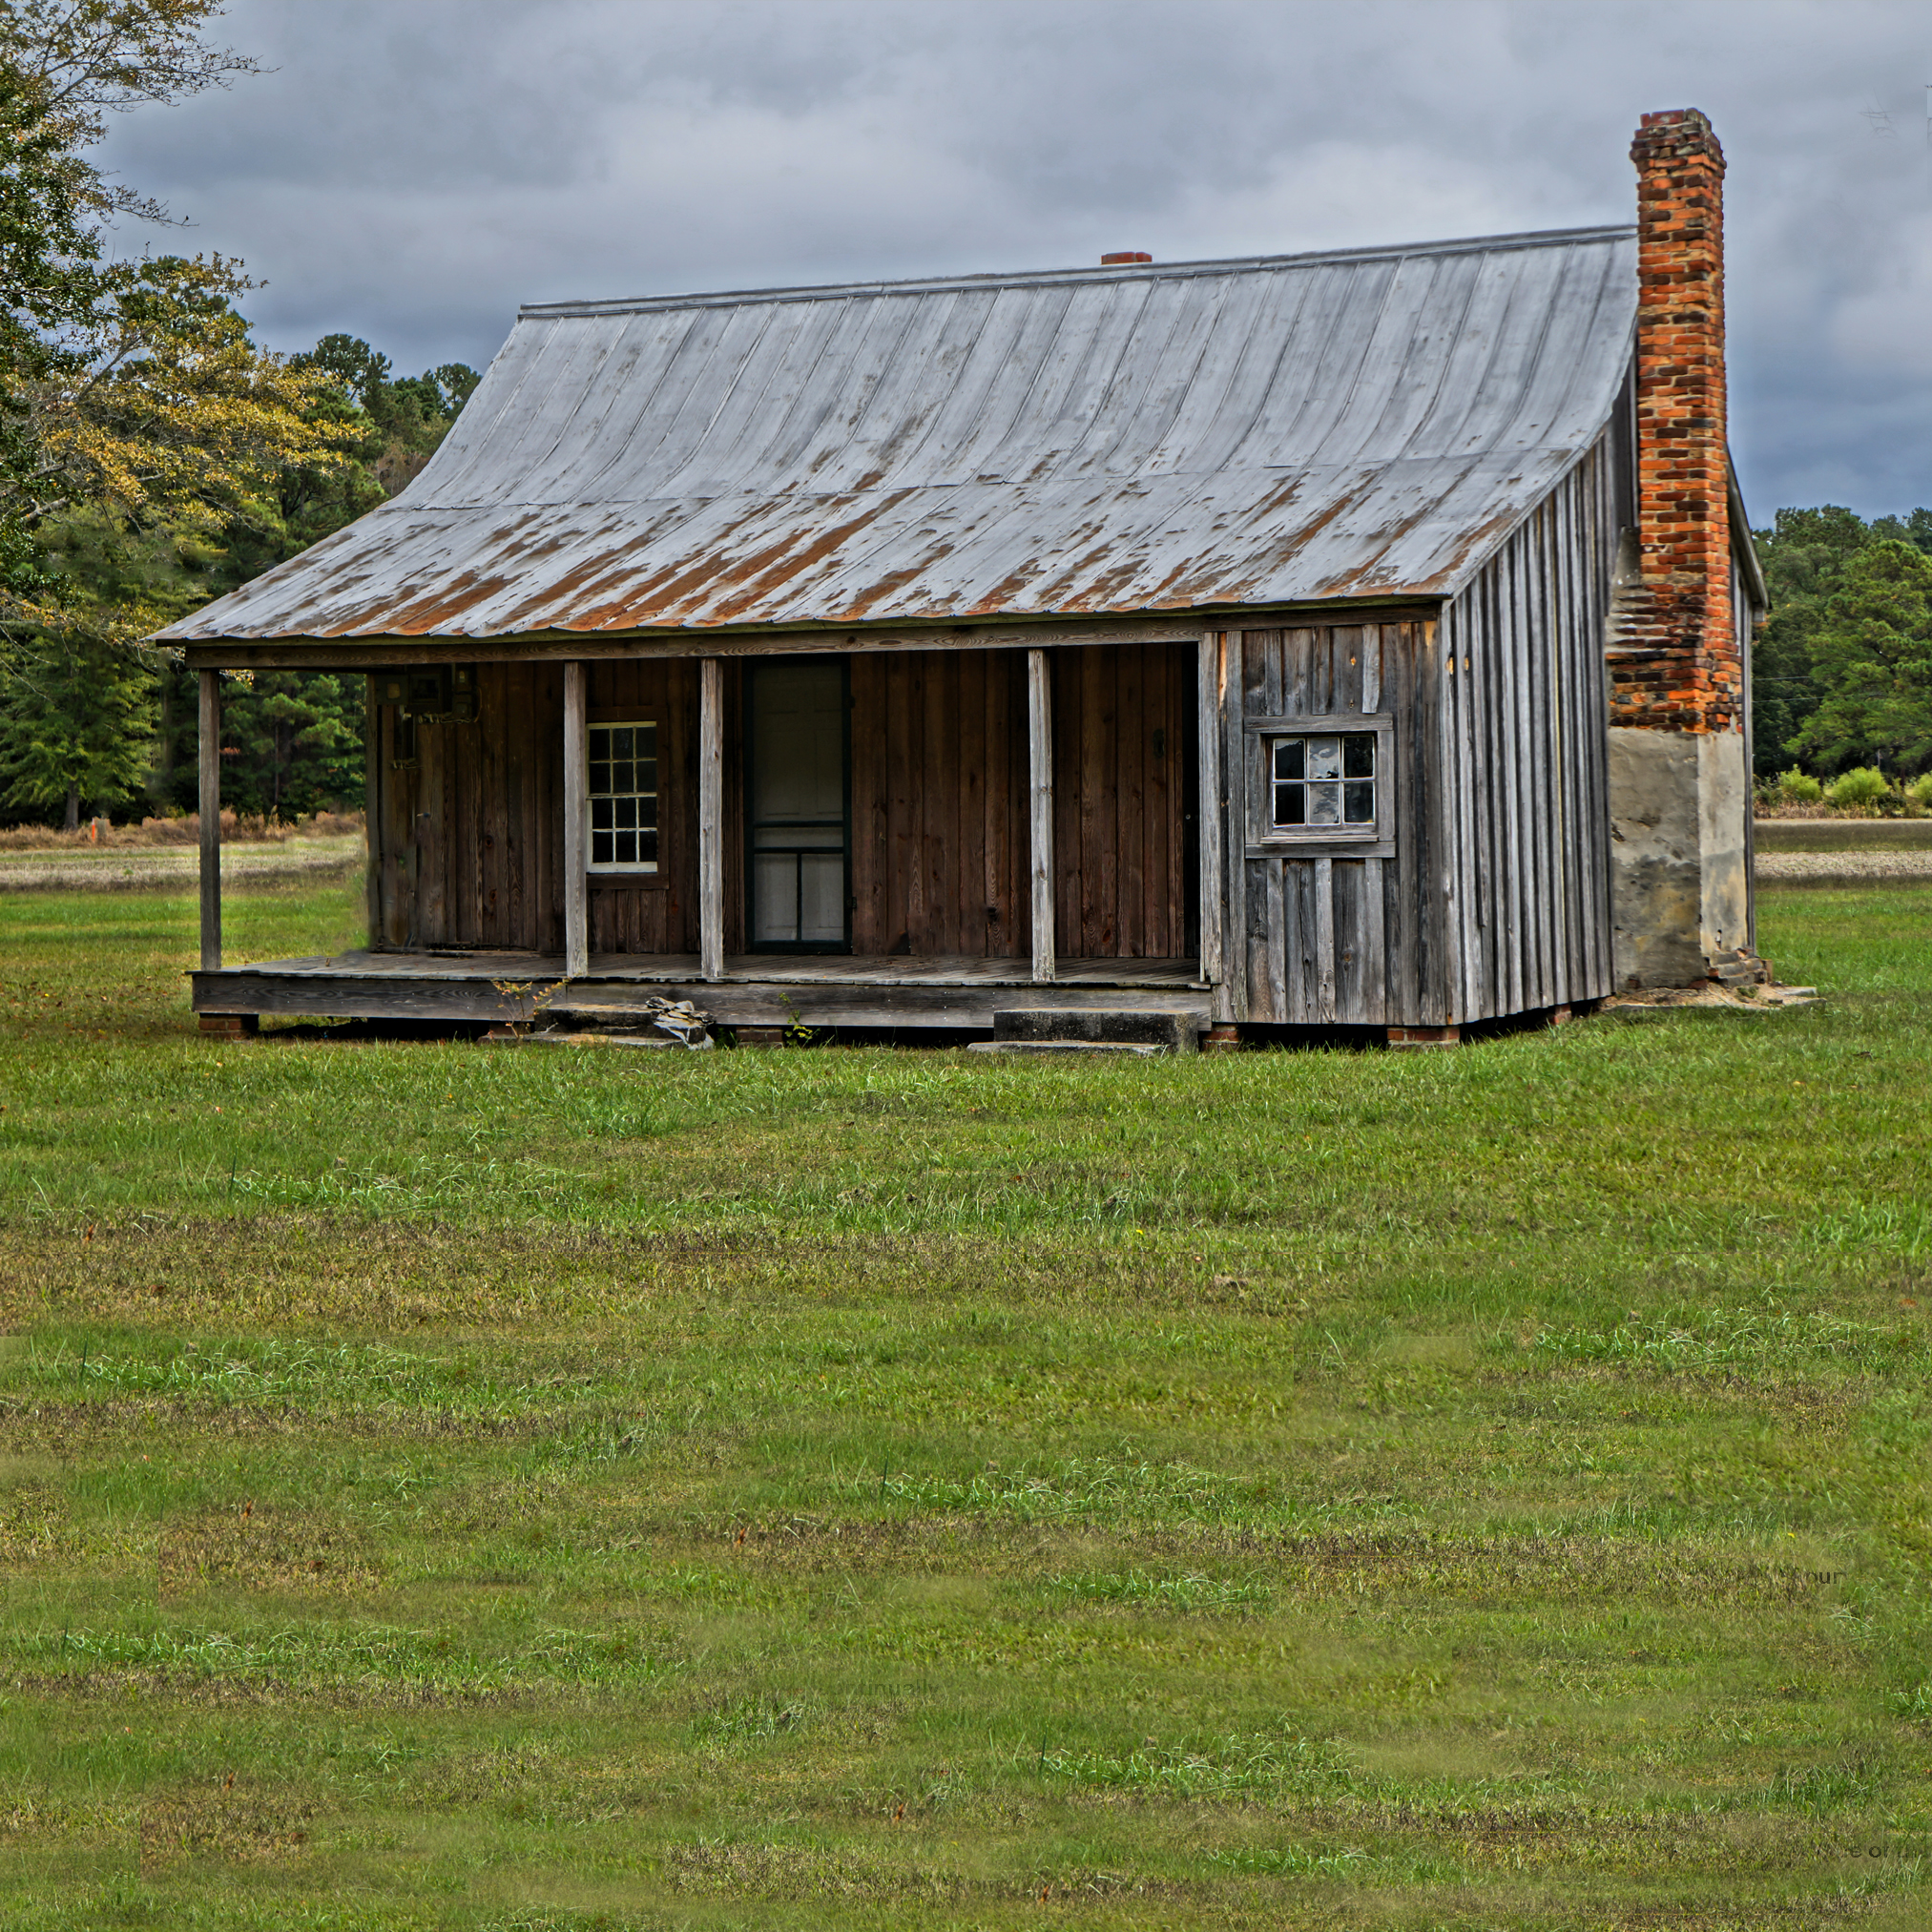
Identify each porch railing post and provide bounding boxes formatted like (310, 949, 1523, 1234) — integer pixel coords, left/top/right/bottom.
(1197, 631, 1225, 1006)
(197, 669, 221, 971)
(563, 660, 589, 977)
(1028, 647, 1054, 985)
(699, 656, 724, 982)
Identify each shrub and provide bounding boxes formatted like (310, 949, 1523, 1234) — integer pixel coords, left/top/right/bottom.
(1776, 768, 1823, 805)
(1905, 773, 1932, 811)
(1824, 766, 1890, 811)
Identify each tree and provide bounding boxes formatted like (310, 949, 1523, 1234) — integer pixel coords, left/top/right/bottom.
(1789, 539, 1932, 776)
(0, 2, 363, 824)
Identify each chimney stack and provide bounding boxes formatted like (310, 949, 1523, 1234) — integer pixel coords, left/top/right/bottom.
(1605, 109, 1753, 988)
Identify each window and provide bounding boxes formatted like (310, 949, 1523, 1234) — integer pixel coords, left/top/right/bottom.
(1244, 711, 1393, 856)
(1271, 732, 1377, 829)
(588, 721, 657, 871)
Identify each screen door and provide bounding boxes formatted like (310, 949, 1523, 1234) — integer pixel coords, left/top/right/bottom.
(746, 660, 849, 949)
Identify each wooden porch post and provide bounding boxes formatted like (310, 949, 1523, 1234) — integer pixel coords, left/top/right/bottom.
(563, 660, 589, 977)
(1197, 631, 1225, 1001)
(197, 669, 221, 971)
(699, 656, 724, 982)
(1028, 647, 1055, 985)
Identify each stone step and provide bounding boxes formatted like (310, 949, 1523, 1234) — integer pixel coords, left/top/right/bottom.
(966, 1039, 1165, 1057)
(991, 1008, 1199, 1052)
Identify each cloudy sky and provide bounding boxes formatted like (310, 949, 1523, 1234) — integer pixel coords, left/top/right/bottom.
(98, 0, 1932, 519)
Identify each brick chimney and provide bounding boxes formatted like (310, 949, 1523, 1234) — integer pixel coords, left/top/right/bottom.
(1605, 109, 1753, 987)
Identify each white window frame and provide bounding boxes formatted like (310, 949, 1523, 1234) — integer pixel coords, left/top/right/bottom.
(1243, 711, 1395, 859)
(586, 717, 661, 875)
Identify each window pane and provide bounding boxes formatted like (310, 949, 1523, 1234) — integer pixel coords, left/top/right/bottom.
(1343, 733, 1376, 778)
(613, 797, 635, 830)
(639, 829, 658, 865)
(635, 758, 656, 794)
(636, 794, 658, 828)
(590, 761, 612, 795)
(636, 724, 656, 758)
(592, 798, 613, 829)
(1307, 779, 1341, 825)
(615, 831, 635, 864)
(1274, 739, 1304, 781)
(1343, 779, 1375, 823)
(589, 728, 610, 758)
(611, 760, 632, 795)
(1306, 736, 1341, 780)
(613, 727, 633, 759)
(1273, 782, 1304, 827)
(592, 831, 613, 864)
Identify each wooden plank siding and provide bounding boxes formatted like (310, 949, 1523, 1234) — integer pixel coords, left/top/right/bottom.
(365, 642, 1196, 970)
(1053, 641, 1197, 959)
(1226, 442, 1616, 1027)
(1437, 437, 1618, 1022)
(849, 650, 1031, 958)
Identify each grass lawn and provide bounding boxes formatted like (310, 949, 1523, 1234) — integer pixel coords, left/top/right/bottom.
(0, 873, 1927, 1928)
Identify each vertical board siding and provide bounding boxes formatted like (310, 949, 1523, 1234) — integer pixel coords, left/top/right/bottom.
(1236, 619, 1418, 1025)
(849, 649, 1030, 956)
(370, 659, 695, 958)
(1052, 642, 1197, 958)
(1438, 437, 1617, 1020)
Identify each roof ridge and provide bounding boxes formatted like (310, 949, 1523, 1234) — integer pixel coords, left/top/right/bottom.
(518, 224, 1636, 320)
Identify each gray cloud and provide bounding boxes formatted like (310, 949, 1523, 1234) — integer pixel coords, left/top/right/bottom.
(95, 0, 1932, 516)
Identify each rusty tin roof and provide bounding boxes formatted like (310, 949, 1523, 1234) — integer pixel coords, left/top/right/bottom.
(159, 225, 1637, 644)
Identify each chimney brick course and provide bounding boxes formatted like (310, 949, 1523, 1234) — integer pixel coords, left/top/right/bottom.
(1610, 108, 1739, 734)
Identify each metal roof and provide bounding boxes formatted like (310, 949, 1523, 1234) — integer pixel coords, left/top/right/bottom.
(160, 225, 1638, 644)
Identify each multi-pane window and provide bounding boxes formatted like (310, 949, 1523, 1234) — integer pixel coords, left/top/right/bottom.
(588, 722, 658, 870)
(1271, 732, 1377, 830)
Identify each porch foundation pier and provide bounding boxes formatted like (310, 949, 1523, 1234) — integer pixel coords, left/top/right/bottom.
(1028, 647, 1054, 984)
(699, 656, 724, 982)
(197, 668, 221, 971)
(563, 660, 589, 978)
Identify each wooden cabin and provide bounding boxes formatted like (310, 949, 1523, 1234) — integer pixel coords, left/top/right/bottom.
(166, 109, 1764, 1047)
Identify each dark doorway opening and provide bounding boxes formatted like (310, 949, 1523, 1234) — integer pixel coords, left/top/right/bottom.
(746, 658, 851, 952)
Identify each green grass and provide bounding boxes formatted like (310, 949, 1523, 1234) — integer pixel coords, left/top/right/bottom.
(0, 875, 1928, 1927)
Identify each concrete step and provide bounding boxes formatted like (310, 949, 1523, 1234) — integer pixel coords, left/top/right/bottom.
(966, 1039, 1164, 1057)
(991, 1007, 1199, 1052)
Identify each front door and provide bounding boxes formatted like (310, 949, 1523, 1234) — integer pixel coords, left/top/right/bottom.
(746, 659, 850, 950)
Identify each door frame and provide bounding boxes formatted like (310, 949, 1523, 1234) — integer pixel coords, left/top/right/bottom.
(742, 654, 853, 954)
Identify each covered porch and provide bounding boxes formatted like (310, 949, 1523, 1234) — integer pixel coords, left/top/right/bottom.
(188, 630, 1226, 1036)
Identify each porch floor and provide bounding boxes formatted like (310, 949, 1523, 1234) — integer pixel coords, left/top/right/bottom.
(191, 949, 1211, 1031)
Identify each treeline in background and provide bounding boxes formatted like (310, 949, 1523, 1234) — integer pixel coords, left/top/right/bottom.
(2, 7, 1930, 834)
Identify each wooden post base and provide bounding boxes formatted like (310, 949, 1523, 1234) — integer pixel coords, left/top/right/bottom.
(1386, 1025, 1460, 1049)
(197, 1013, 259, 1039)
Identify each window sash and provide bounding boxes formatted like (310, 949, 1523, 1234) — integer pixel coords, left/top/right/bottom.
(586, 719, 659, 872)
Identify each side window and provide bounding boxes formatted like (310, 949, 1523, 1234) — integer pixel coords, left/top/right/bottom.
(587, 721, 658, 871)
(1270, 731, 1378, 829)
(1244, 712, 1393, 855)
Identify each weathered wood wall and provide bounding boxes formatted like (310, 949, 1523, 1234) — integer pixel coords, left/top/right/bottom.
(370, 661, 570, 954)
(1053, 641, 1196, 959)
(1439, 438, 1617, 1021)
(1228, 619, 1433, 1027)
(368, 644, 1195, 965)
(848, 651, 1030, 957)
(1222, 441, 1618, 1027)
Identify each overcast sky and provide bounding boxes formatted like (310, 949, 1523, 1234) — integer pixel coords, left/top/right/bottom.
(97, 0, 1932, 519)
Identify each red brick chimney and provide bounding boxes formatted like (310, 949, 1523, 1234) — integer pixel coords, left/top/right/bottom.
(1610, 109, 1738, 732)
(1605, 109, 1754, 988)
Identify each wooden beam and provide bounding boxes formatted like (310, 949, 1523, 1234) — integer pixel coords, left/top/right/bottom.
(177, 603, 1446, 673)
(197, 669, 221, 971)
(363, 674, 380, 948)
(698, 655, 724, 982)
(1028, 647, 1055, 985)
(1196, 631, 1224, 1001)
(563, 660, 589, 977)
